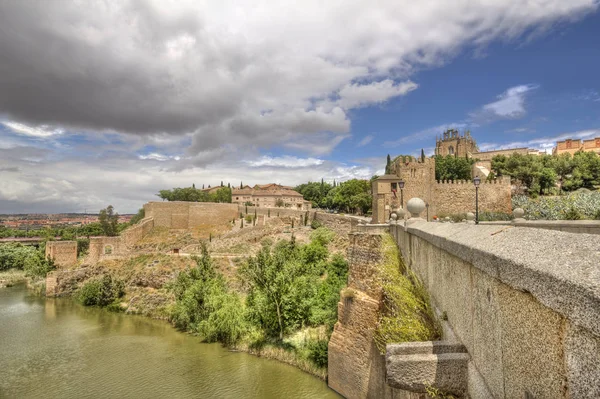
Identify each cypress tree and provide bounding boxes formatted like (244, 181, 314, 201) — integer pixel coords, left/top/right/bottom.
(228, 182, 231, 188)
(202, 184, 205, 189)
(421, 149, 426, 163)
(192, 183, 195, 189)
(221, 181, 224, 187)
(385, 154, 391, 174)
(240, 181, 243, 189)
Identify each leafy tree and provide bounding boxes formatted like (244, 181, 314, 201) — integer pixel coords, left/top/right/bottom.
(129, 208, 145, 225)
(295, 181, 333, 208)
(99, 205, 119, 236)
(323, 179, 372, 214)
(435, 155, 473, 181)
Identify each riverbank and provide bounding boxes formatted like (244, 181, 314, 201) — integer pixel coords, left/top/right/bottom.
(1, 284, 339, 398)
(0, 269, 26, 287)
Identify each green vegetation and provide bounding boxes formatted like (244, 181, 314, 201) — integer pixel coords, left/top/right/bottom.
(492, 151, 600, 196)
(512, 191, 600, 220)
(157, 186, 232, 203)
(129, 208, 145, 225)
(168, 228, 348, 370)
(434, 155, 474, 181)
(374, 234, 441, 353)
(99, 205, 120, 236)
(77, 275, 125, 310)
(0, 243, 55, 277)
(295, 178, 372, 214)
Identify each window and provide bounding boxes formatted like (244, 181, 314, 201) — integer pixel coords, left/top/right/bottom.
(391, 182, 397, 191)
(566, 140, 572, 149)
(236, 197, 239, 200)
(448, 146, 455, 155)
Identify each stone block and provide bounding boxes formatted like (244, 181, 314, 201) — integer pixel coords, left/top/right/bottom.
(564, 322, 600, 398)
(498, 283, 567, 398)
(386, 341, 469, 396)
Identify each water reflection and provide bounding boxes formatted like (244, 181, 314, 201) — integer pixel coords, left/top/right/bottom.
(0, 285, 339, 399)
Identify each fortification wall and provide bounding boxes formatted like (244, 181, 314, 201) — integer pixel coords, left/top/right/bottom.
(390, 221, 600, 398)
(121, 217, 154, 247)
(239, 205, 310, 219)
(86, 236, 126, 264)
(313, 212, 358, 236)
(45, 241, 77, 267)
(144, 202, 238, 229)
(432, 178, 512, 216)
(329, 233, 393, 399)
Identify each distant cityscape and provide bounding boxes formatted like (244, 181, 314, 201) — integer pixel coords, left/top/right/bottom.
(0, 214, 133, 230)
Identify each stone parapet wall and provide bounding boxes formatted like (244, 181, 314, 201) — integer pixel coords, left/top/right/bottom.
(390, 221, 600, 398)
(45, 241, 77, 267)
(480, 219, 600, 235)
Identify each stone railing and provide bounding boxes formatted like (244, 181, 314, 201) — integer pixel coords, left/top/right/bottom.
(385, 199, 600, 398)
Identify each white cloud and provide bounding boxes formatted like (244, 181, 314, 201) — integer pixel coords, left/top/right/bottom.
(357, 135, 374, 147)
(384, 123, 469, 147)
(478, 128, 600, 152)
(0, 1, 596, 162)
(138, 153, 181, 161)
(3, 121, 64, 137)
(471, 84, 538, 121)
(335, 80, 418, 109)
(245, 155, 324, 168)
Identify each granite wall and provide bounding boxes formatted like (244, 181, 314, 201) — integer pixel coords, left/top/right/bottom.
(390, 221, 600, 398)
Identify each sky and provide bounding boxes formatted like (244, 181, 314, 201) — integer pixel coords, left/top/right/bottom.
(0, 0, 599, 214)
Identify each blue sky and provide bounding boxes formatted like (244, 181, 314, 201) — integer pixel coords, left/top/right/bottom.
(0, 1, 599, 213)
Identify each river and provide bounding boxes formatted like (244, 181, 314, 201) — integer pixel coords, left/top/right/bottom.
(0, 285, 340, 398)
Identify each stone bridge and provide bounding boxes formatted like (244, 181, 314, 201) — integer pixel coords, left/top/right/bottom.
(328, 200, 600, 398)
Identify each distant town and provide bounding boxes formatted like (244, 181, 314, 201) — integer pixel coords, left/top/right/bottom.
(0, 213, 133, 230)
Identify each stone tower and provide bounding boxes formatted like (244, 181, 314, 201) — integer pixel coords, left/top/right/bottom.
(435, 129, 478, 158)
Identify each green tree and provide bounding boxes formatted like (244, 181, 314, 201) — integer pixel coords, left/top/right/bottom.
(98, 205, 119, 236)
(385, 154, 392, 174)
(435, 155, 473, 181)
(129, 208, 145, 225)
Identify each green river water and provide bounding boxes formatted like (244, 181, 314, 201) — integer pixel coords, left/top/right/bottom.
(0, 285, 340, 399)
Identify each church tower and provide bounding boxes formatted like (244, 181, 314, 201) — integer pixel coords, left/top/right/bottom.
(435, 129, 478, 158)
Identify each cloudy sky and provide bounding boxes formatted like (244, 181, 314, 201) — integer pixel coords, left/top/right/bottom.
(1, 1, 599, 213)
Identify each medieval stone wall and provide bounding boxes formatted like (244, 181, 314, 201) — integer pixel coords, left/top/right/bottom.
(120, 217, 154, 247)
(86, 236, 126, 264)
(374, 158, 511, 222)
(144, 202, 238, 229)
(45, 241, 77, 267)
(432, 178, 512, 217)
(313, 212, 358, 236)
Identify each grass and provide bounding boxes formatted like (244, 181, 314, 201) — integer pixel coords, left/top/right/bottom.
(0, 268, 26, 287)
(373, 234, 442, 353)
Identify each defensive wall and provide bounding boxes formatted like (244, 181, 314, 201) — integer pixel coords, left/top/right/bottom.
(373, 156, 511, 222)
(329, 219, 600, 398)
(144, 201, 238, 229)
(388, 219, 600, 398)
(45, 241, 77, 267)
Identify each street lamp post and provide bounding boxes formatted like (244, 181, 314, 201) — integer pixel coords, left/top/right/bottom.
(473, 176, 481, 224)
(399, 179, 405, 209)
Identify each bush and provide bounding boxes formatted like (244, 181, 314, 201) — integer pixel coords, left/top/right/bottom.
(595, 209, 600, 220)
(310, 219, 322, 229)
(23, 252, 55, 278)
(77, 275, 125, 307)
(512, 192, 600, 220)
(306, 339, 329, 368)
(564, 206, 583, 220)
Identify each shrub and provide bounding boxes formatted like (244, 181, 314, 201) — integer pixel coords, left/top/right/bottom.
(310, 219, 322, 230)
(564, 206, 583, 220)
(374, 234, 441, 353)
(595, 209, 600, 220)
(306, 339, 329, 368)
(23, 252, 55, 278)
(77, 275, 125, 307)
